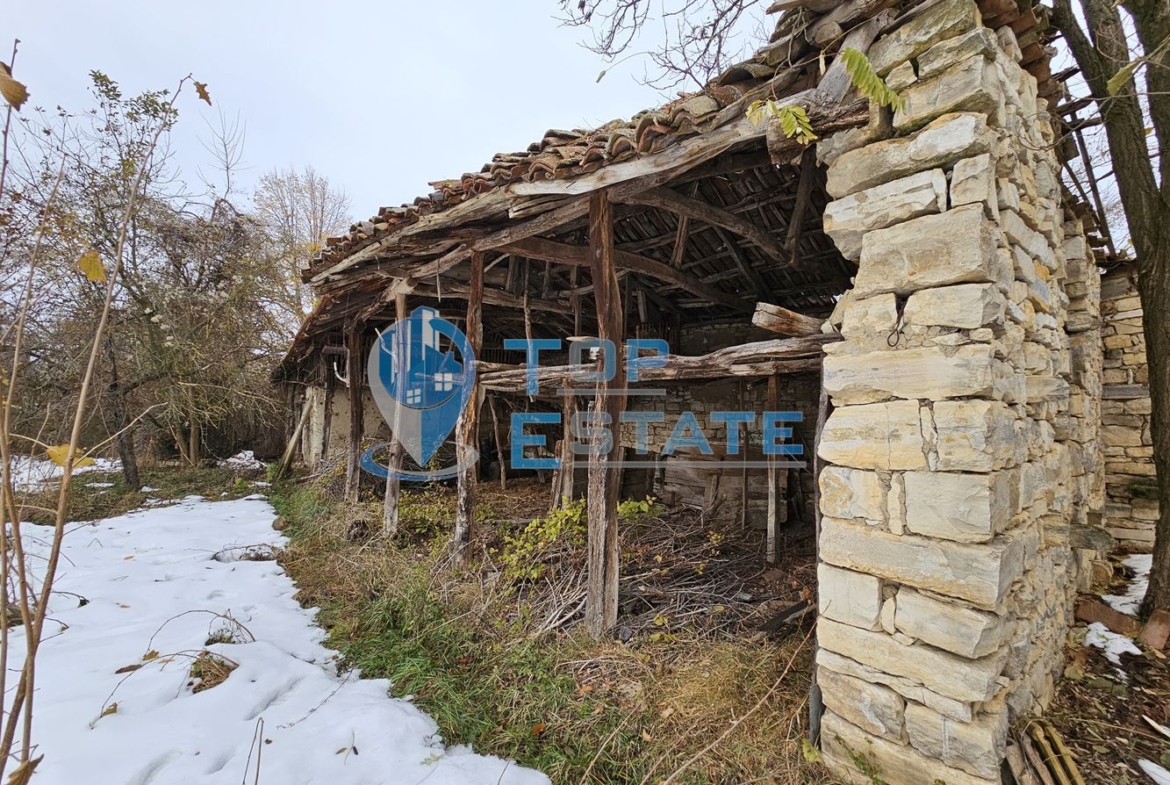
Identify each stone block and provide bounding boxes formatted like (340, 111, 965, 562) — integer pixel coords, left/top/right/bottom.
(904, 283, 1005, 330)
(818, 669, 905, 740)
(819, 466, 886, 522)
(818, 563, 884, 630)
(818, 401, 928, 471)
(894, 54, 1004, 133)
(950, 153, 997, 214)
(820, 516, 1029, 610)
(824, 344, 996, 405)
(855, 204, 997, 297)
(1139, 609, 1170, 650)
(841, 293, 899, 339)
(827, 113, 993, 197)
(932, 400, 1019, 472)
(822, 712, 998, 785)
(918, 27, 999, 80)
(894, 589, 1005, 658)
(868, 0, 983, 76)
(903, 471, 1012, 542)
(818, 618, 1008, 703)
(818, 649, 974, 721)
(887, 60, 917, 90)
(823, 170, 947, 260)
(905, 703, 1008, 780)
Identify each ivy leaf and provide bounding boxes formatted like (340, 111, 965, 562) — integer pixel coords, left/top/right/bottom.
(46, 445, 96, 469)
(194, 81, 212, 107)
(78, 249, 106, 282)
(0, 63, 28, 111)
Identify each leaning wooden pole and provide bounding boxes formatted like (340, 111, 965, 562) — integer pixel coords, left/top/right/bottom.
(585, 190, 625, 639)
(382, 291, 407, 537)
(452, 251, 484, 566)
(344, 322, 365, 504)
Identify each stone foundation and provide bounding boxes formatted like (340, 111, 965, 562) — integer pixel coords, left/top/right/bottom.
(814, 1, 1101, 780)
(1100, 270, 1159, 551)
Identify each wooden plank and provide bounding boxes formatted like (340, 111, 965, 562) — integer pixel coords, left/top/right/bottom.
(753, 302, 824, 336)
(807, 0, 900, 48)
(488, 395, 508, 490)
(713, 227, 769, 300)
(812, 10, 896, 104)
(452, 252, 484, 566)
(785, 146, 818, 260)
(767, 375, 780, 564)
(321, 369, 335, 460)
(383, 292, 407, 536)
(499, 236, 751, 313)
(585, 190, 625, 639)
(619, 186, 787, 263)
(344, 323, 364, 504)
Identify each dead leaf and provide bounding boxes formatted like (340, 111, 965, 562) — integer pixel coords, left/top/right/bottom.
(45, 445, 96, 469)
(194, 81, 211, 106)
(5, 756, 42, 785)
(100, 702, 118, 718)
(77, 249, 106, 282)
(143, 650, 159, 661)
(530, 722, 546, 737)
(0, 63, 28, 111)
(114, 663, 143, 675)
(641, 729, 652, 742)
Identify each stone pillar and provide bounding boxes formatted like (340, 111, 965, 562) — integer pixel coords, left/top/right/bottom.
(813, 1, 1096, 781)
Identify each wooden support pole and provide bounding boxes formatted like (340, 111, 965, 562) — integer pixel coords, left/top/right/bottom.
(752, 302, 825, 336)
(766, 374, 780, 564)
(274, 394, 313, 481)
(552, 387, 579, 510)
(344, 323, 365, 504)
(452, 251, 484, 567)
(488, 395, 508, 490)
(585, 190, 626, 639)
(382, 292, 407, 537)
(321, 367, 335, 461)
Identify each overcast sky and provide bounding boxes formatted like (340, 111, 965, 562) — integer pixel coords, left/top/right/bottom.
(9, 0, 666, 223)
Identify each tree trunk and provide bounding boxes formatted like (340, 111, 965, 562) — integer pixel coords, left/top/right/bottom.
(1138, 241, 1170, 614)
(104, 341, 140, 489)
(187, 416, 200, 467)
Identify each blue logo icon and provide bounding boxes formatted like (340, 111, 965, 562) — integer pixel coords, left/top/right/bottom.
(362, 306, 477, 481)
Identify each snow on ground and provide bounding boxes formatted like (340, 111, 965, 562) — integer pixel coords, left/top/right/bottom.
(217, 450, 265, 471)
(1103, 553, 1153, 615)
(1085, 622, 1142, 668)
(10, 455, 120, 493)
(11, 496, 549, 785)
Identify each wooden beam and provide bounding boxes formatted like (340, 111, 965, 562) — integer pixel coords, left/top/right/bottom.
(452, 252, 484, 566)
(499, 236, 751, 313)
(766, 374, 780, 564)
(785, 146, 818, 262)
(382, 292, 407, 537)
(344, 323, 364, 504)
(807, 0, 899, 48)
(713, 227, 769, 300)
(753, 302, 825, 336)
(585, 190, 624, 639)
(618, 186, 788, 264)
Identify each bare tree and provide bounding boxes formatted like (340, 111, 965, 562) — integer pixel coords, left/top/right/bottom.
(559, 0, 768, 90)
(253, 166, 351, 328)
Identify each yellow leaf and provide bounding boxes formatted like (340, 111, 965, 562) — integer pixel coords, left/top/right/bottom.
(530, 722, 546, 736)
(143, 650, 159, 661)
(78, 250, 106, 282)
(46, 445, 96, 469)
(100, 702, 118, 718)
(194, 81, 212, 107)
(801, 738, 821, 762)
(0, 63, 28, 112)
(5, 756, 42, 785)
(653, 613, 668, 627)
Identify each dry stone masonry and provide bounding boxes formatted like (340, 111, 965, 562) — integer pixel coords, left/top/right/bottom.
(814, 1, 1103, 781)
(1100, 270, 1159, 550)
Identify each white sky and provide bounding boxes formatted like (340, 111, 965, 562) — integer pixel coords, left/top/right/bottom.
(9, 0, 665, 222)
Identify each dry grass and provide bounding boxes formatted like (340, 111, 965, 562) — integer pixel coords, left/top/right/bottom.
(187, 651, 237, 693)
(273, 473, 832, 785)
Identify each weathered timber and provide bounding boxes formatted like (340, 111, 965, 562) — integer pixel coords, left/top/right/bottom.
(766, 374, 780, 563)
(383, 292, 407, 537)
(618, 186, 788, 263)
(767, 0, 840, 12)
(498, 236, 752, 313)
(321, 370, 335, 460)
(713, 227, 769, 300)
(585, 190, 625, 640)
(344, 323, 364, 504)
(488, 395, 508, 490)
(806, 0, 900, 48)
(812, 11, 895, 105)
(753, 302, 825, 336)
(274, 394, 313, 481)
(767, 99, 870, 164)
(452, 253, 484, 566)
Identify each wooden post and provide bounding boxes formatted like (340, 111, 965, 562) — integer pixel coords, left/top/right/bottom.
(488, 395, 508, 490)
(321, 365, 335, 461)
(274, 394, 313, 481)
(585, 190, 625, 639)
(344, 323, 365, 504)
(551, 387, 578, 510)
(382, 292, 407, 537)
(766, 374, 780, 564)
(452, 251, 484, 566)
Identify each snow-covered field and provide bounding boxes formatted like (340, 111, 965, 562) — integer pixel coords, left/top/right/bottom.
(11, 495, 549, 785)
(9, 455, 121, 493)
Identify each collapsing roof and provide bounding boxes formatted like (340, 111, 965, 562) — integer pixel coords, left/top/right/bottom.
(279, 0, 1080, 380)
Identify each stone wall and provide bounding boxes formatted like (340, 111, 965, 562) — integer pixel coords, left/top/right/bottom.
(812, 1, 1101, 781)
(1100, 269, 1159, 551)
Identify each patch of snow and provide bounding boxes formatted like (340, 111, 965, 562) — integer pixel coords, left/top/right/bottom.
(252, 481, 271, 489)
(217, 450, 265, 471)
(9, 455, 120, 493)
(88, 482, 115, 488)
(1103, 553, 1153, 616)
(140, 486, 159, 492)
(1085, 622, 1141, 679)
(8, 496, 548, 785)
(1140, 759, 1170, 785)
